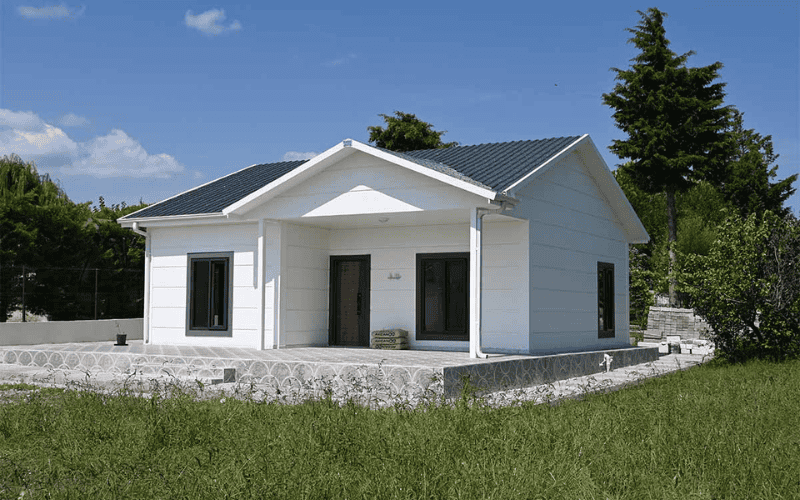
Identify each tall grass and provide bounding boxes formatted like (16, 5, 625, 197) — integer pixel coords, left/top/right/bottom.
(1, 359, 798, 499)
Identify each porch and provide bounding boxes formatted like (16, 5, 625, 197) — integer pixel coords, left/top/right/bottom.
(0, 341, 659, 399)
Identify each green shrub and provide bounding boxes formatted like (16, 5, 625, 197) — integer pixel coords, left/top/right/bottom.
(679, 210, 800, 361)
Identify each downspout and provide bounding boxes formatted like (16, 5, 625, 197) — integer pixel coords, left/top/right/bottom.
(470, 207, 493, 359)
(257, 219, 267, 350)
(131, 223, 151, 344)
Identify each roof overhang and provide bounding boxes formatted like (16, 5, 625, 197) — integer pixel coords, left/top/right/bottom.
(118, 212, 245, 228)
(506, 134, 649, 245)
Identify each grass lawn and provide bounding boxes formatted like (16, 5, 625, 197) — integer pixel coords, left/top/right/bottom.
(0, 359, 798, 499)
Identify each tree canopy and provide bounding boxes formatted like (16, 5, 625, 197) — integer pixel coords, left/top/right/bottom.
(718, 108, 797, 219)
(603, 8, 731, 194)
(679, 211, 800, 361)
(603, 7, 731, 306)
(0, 154, 147, 321)
(367, 111, 458, 152)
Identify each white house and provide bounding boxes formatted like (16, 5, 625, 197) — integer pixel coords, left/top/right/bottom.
(119, 135, 648, 358)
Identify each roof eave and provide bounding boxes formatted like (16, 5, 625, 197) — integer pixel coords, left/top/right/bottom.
(118, 212, 233, 228)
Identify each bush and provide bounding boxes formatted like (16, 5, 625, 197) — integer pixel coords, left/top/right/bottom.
(629, 246, 654, 329)
(679, 210, 800, 361)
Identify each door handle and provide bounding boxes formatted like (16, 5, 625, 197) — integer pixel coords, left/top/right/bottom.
(356, 292, 362, 315)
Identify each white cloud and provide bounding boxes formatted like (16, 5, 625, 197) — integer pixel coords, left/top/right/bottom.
(58, 113, 88, 126)
(0, 108, 185, 179)
(281, 151, 318, 161)
(71, 129, 184, 178)
(0, 109, 78, 156)
(0, 109, 48, 131)
(324, 54, 357, 67)
(18, 4, 84, 19)
(185, 9, 242, 35)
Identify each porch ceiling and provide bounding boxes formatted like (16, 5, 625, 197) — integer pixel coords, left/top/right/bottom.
(280, 209, 520, 229)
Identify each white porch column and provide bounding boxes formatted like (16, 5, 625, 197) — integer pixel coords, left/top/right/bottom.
(259, 220, 285, 349)
(470, 207, 488, 359)
(257, 219, 266, 349)
(132, 222, 151, 344)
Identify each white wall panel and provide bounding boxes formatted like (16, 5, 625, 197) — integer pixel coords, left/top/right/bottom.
(328, 219, 528, 352)
(150, 307, 184, 329)
(513, 151, 631, 353)
(149, 287, 185, 307)
(149, 266, 187, 288)
(245, 151, 484, 221)
(147, 224, 262, 348)
(281, 223, 330, 347)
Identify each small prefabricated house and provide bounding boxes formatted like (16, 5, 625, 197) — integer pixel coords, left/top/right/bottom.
(119, 135, 648, 358)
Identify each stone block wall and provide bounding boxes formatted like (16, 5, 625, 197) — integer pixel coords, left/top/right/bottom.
(644, 307, 711, 341)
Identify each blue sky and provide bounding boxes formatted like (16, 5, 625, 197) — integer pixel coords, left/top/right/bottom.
(1, 1, 797, 214)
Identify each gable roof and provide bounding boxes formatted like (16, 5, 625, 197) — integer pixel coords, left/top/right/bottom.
(121, 136, 581, 220)
(392, 135, 581, 193)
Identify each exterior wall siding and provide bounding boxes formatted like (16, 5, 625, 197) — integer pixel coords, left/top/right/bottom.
(510, 152, 631, 354)
(328, 220, 528, 352)
(148, 223, 261, 348)
(480, 218, 530, 353)
(281, 223, 330, 347)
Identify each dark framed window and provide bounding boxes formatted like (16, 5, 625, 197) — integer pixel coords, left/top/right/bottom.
(598, 262, 615, 338)
(187, 252, 233, 337)
(416, 253, 469, 341)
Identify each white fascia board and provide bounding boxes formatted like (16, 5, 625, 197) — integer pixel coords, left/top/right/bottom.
(503, 134, 587, 195)
(348, 140, 498, 200)
(118, 212, 240, 228)
(223, 140, 351, 216)
(578, 136, 650, 244)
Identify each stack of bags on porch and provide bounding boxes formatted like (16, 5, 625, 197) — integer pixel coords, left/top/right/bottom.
(370, 329, 409, 350)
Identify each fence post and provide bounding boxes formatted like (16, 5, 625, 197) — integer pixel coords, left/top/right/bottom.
(94, 268, 99, 320)
(21, 264, 26, 323)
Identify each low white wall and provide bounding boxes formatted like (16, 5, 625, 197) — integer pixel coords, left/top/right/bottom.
(0, 318, 143, 346)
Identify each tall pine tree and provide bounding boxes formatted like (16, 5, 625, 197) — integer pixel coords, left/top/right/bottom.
(602, 7, 730, 306)
(719, 108, 797, 219)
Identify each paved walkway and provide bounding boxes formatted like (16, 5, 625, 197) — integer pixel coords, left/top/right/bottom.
(0, 351, 711, 407)
(2, 340, 534, 366)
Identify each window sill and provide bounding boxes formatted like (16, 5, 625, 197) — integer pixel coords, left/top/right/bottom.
(186, 329, 233, 337)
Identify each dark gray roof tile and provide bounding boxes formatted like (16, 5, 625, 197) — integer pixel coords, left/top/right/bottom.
(401, 136, 581, 192)
(123, 160, 307, 219)
(122, 136, 582, 219)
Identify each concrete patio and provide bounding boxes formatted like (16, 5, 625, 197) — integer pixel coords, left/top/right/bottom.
(0, 341, 662, 399)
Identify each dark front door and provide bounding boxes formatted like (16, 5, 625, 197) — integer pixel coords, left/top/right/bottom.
(330, 255, 370, 346)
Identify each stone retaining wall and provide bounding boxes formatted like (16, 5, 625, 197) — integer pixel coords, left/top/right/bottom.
(644, 307, 711, 340)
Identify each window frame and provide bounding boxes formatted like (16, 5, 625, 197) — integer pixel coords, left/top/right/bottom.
(597, 261, 615, 339)
(416, 252, 470, 341)
(186, 252, 233, 337)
